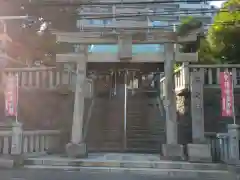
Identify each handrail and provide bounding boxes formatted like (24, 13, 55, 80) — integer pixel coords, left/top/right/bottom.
(83, 98, 95, 141)
(156, 96, 165, 117)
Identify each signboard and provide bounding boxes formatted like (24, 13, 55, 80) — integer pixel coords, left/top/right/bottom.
(220, 71, 233, 117)
(4, 75, 18, 117)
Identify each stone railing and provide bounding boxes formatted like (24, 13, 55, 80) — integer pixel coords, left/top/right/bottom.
(160, 64, 240, 96)
(188, 64, 240, 88)
(160, 64, 189, 97)
(2, 67, 76, 90)
(0, 129, 61, 155)
(205, 132, 229, 163)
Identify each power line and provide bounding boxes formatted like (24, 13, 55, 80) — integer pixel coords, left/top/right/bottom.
(2, 1, 237, 34)
(36, 9, 240, 33)
(31, 0, 221, 6)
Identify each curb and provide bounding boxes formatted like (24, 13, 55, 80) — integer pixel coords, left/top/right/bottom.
(24, 165, 237, 179)
(24, 159, 227, 171)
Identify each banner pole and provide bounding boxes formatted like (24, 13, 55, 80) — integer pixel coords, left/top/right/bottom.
(231, 73, 236, 125)
(15, 73, 19, 123)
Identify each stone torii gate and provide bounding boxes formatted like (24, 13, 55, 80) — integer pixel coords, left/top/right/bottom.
(52, 2, 200, 158)
(55, 31, 199, 158)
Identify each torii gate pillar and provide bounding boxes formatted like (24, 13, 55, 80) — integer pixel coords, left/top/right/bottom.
(66, 45, 88, 158)
(162, 43, 184, 160)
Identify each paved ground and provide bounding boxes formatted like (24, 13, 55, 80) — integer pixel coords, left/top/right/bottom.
(0, 169, 203, 180)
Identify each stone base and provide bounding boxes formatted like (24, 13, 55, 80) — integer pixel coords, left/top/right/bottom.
(162, 144, 185, 160)
(187, 144, 212, 162)
(66, 143, 88, 158)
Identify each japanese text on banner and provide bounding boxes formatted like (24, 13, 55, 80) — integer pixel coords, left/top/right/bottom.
(4, 75, 18, 117)
(220, 72, 233, 117)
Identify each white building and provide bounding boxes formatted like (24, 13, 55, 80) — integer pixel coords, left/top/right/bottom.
(75, 1, 215, 53)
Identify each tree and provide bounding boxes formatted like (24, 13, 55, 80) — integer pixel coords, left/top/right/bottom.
(176, 16, 216, 64)
(177, 16, 202, 37)
(0, 1, 77, 67)
(198, 38, 217, 64)
(207, 0, 240, 63)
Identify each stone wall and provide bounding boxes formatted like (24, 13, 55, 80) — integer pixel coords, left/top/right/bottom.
(176, 94, 191, 144)
(0, 89, 74, 130)
(203, 89, 240, 132)
(176, 89, 240, 144)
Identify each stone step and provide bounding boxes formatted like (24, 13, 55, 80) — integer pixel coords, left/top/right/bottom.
(24, 156, 230, 172)
(86, 96, 166, 152)
(127, 139, 164, 144)
(126, 141, 162, 146)
(88, 147, 124, 152)
(102, 136, 123, 141)
(126, 134, 165, 139)
(126, 128, 165, 132)
(126, 146, 161, 152)
(127, 124, 165, 128)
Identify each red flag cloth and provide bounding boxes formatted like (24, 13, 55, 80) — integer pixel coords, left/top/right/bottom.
(4, 75, 18, 116)
(220, 71, 233, 117)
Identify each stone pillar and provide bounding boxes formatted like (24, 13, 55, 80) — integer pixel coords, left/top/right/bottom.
(66, 46, 88, 158)
(11, 122, 23, 155)
(187, 68, 212, 162)
(162, 43, 184, 160)
(228, 124, 240, 164)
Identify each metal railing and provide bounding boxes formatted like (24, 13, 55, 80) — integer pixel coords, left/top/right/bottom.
(160, 64, 189, 96)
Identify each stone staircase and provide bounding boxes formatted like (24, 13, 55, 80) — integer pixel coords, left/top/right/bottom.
(85, 96, 125, 152)
(85, 85, 166, 153)
(126, 91, 165, 153)
(24, 153, 238, 180)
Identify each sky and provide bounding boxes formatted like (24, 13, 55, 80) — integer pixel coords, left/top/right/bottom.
(210, 1, 225, 8)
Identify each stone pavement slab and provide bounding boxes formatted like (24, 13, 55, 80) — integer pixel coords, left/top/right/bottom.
(0, 169, 216, 180)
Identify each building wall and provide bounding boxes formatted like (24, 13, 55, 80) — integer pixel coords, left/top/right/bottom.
(75, 3, 213, 54)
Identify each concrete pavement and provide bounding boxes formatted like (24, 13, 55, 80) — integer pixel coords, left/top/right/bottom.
(0, 169, 221, 180)
(0, 153, 237, 180)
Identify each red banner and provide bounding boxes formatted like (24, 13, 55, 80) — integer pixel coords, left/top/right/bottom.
(220, 72, 233, 117)
(4, 75, 18, 116)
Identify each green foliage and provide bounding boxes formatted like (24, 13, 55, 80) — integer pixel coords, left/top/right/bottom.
(177, 16, 202, 36)
(174, 63, 182, 70)
(177, 16, 203, 57)
(207, 0, 240, 63)
(198, 38, 218, 64)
